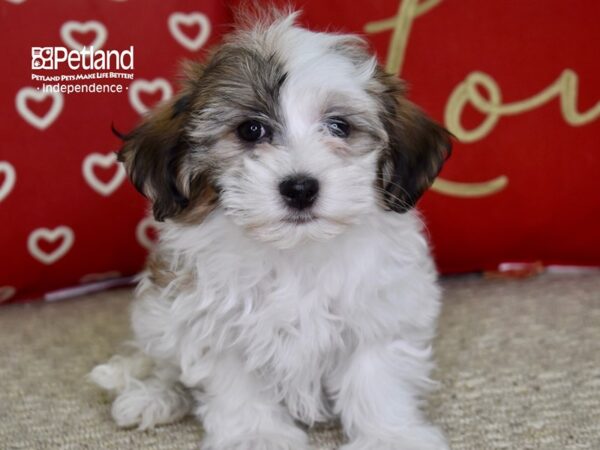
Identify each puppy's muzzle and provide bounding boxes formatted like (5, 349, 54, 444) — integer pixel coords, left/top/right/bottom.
(279, 175, 319, 211)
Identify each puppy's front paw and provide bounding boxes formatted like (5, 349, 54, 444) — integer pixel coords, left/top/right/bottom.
(111, 378, 191, 429)
(201, 433, 310, 450)
(341, 425, 449, 450)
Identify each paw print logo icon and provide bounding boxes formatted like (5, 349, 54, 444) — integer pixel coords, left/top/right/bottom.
(32, 47, 54, 70)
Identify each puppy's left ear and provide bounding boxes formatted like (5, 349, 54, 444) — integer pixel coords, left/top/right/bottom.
(376, 71, 452, 212)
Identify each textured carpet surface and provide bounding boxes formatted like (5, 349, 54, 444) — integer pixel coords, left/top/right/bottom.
(1, 274, 599, 450)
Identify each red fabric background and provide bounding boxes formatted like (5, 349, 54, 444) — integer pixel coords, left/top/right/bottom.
(1, 1, 232, 302)
(1, 0, 599, 303)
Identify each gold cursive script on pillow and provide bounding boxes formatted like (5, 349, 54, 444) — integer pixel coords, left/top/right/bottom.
(365, 0, 600, 198)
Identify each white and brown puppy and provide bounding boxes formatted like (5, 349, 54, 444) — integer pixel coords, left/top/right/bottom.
(92, 11, 452, 450)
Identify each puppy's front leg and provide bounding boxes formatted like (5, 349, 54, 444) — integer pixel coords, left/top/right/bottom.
(333, 341, 448, 450)
(191, 353, 310, 450)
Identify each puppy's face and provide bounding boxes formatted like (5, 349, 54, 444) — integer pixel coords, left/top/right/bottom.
(119, 14, 451, 249)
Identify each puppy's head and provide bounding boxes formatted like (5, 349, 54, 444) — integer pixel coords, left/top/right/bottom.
(119, 12, 451, 248)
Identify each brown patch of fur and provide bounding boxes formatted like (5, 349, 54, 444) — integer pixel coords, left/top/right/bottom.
(146, 252, 196, 292)
(146, 253, 176, 288)
(117, 93, 195, 221)
(372, 67, 452, 212)
(177, 182, 220, 225)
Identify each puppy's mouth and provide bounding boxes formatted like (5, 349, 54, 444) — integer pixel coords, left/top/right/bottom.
(283, 213, 317, 225)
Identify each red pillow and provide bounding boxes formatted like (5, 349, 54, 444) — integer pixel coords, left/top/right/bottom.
(2, 0, 599, 304)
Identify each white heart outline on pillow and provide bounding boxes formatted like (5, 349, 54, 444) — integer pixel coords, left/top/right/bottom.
(0, 286, 16, 303)
(128, 78, 173, 115)
(0, 161, 16, 203)
(168, 12, 211, 52)
(60, 20, 108, 51)
(27, 226, 75, 265)
(136, 217, 158, 250)
(82, 152, 126, 196)
(15, 87, 64, 130)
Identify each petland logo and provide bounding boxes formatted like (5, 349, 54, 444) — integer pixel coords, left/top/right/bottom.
(32, 46, 134, 71)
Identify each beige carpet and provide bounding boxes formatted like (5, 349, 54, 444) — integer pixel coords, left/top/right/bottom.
(1, 274, 599, 450)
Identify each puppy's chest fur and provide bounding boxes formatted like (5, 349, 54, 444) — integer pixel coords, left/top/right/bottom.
(159, 238, 358, 422)
(235, 266, 347, 422)
(138, 211, 435, 423)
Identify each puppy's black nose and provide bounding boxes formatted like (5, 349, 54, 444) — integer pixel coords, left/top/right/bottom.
(279, 175, 319, 210)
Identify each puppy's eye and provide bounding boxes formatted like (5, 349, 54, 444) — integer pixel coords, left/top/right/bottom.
(326, 117, 350, 138)
(237, 120, 269, 142)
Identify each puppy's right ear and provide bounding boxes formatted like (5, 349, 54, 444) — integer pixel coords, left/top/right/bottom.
(117, 93, 194, 221)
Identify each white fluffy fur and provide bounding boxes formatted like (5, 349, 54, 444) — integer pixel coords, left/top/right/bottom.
(91, 14, 448, 450)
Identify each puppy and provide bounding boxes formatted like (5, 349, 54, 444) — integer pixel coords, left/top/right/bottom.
(91, 10, 452, 450)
